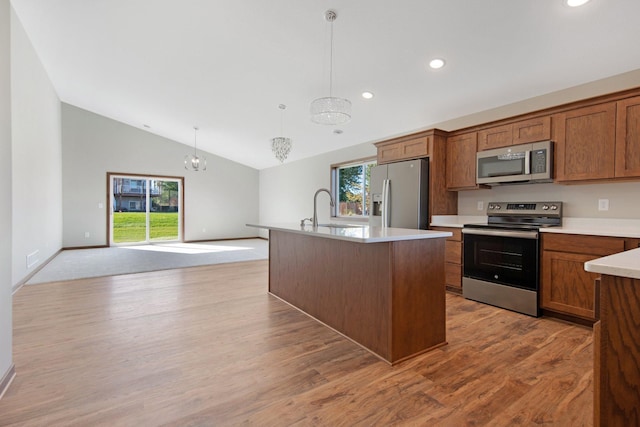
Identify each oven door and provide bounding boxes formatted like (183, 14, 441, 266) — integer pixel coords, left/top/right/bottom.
(463, 228, 539, 291)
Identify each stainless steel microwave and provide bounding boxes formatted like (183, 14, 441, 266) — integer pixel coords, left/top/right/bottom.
(476, 141, 553, 185)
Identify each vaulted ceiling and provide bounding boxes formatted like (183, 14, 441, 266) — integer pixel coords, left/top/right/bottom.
(11, 0, 640, 169)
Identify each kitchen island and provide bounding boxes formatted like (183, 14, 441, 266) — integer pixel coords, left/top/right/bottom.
(247, 223, 452, 364)
(585, 249, 640, 427)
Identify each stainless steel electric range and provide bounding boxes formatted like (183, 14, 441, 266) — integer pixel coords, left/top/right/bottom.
(462, 201, 563, 317)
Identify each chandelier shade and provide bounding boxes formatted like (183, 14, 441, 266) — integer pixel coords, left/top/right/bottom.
(310, 96, 352, 125)
(310, 10, 351, 126)
(271, 136, 292, 163)
(184, 126, 206, 171)
(271, 104, 292, 163)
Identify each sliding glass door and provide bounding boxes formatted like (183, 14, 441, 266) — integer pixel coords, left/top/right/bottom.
(109, 174, 183, 245)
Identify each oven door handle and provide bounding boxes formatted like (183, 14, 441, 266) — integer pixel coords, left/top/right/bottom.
(462, 228, 538, 239)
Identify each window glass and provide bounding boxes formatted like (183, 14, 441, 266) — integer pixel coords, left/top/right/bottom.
(334, 160, 375, 217)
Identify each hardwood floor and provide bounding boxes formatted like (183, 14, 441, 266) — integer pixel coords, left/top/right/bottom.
(1, 260, 593, 426)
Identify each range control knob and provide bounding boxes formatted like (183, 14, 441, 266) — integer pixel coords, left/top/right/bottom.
(542, 204, 549, 210)
(550, 204, 558, 210)
(495, 205, 501, 210)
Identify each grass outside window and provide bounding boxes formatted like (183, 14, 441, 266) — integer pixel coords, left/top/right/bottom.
(113, 212, 179, 243)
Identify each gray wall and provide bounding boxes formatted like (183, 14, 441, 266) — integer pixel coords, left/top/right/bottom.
(11, 6, 62, 286)
(0, 0, 13, 391)
(62, 104, 259, 247)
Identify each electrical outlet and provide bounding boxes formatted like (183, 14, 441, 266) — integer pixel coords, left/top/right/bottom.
(598, 199, 609, 211)
(98, 202, 104, 209)
(477, 201, 484, 211)
(202, 228, 206, 233)
(84, 232, 90, 238)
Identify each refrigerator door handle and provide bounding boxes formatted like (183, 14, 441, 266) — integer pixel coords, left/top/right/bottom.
(382, 179, 390, 227)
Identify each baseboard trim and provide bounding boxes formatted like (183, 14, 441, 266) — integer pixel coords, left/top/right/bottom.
(12, 248, 63, 294)
(184, 236, 265, 243)
(0, 364, 16, 401)
(62, 244, 109, 250)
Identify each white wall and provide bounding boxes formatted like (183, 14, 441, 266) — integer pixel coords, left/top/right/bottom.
(0, 0, 13, 391)
(62, 104, 259, 247)
(458, 181, 640, 218)
(11, 7, 62, 287)
(258, 142, 376, 238)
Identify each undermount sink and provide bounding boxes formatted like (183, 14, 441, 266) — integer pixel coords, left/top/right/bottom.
(317, 223, 366, 228)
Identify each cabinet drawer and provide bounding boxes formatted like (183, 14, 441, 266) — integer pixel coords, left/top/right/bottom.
(445, 240, 461, 264)
(445, 262, 462, 289)
(431, 226, 462, 241)
(542, 233, 624, 256)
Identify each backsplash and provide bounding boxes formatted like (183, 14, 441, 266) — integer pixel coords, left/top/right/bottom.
(458, 181, 640, 219)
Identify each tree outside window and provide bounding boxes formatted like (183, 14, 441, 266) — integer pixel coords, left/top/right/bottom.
(334, 160, 376, 217)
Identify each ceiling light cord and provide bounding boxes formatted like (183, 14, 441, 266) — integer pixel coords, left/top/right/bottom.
(193, 127, 198, 156)
(329, 13, 334, 98)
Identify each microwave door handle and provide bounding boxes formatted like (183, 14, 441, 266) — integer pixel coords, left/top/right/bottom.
(524, 150, 531, 175)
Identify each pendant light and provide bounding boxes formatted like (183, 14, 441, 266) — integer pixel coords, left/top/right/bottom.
(271, 104, 292, 163)
(310, 10, 351, 126)
(184, 126, 207, 171)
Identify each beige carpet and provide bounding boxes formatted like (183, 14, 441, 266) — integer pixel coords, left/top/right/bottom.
(27, 239, 269, 284)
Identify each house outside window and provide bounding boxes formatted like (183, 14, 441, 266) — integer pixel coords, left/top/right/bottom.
(331, 158, 376, 218)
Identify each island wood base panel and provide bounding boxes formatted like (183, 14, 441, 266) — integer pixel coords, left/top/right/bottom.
(268, 230, 446, 364)
(595, 274, 640, 427)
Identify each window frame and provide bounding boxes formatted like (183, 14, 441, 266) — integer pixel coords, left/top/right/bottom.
(330, 156, 377, 220)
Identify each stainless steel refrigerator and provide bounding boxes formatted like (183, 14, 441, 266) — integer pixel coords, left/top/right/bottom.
(369, 159, 429, 229)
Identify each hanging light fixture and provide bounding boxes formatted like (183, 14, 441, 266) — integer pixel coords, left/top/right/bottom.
(184, 126, 207, 171)
(310, 10, 351, 126)
(271, 104, 292, 163)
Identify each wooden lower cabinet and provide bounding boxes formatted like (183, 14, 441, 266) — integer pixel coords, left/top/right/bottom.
(540, 233, 625, 321)
(431, 226, 462, 293)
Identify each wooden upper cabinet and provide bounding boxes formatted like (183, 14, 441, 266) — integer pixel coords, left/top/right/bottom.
(446, 132, 478, 190)
(615, 95, 640, 178)
(512, 116, 551, 144)
(477, 116, 551, 151)
(478, 124, 512, 151)
(554, 102, 617, 182)
(376, 135, 430, 164)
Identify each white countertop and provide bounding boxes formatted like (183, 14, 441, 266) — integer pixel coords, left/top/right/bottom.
(539, 218, 640, 238)
(431, 216, 640, 237)
(246, 223, 452, 243)
(584, 247, 640, 280)
(431, 215, 487, 228)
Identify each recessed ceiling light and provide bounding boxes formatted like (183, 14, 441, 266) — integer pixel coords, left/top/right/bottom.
(143, 124, 151, 129)
(429, 58, 446, 69)
(333, 129, 343, 135)
(566, 0, 590, 6)
(362, 91, 374, 99)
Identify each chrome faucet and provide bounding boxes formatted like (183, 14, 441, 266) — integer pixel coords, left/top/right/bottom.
(312, 188, 335, 228)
